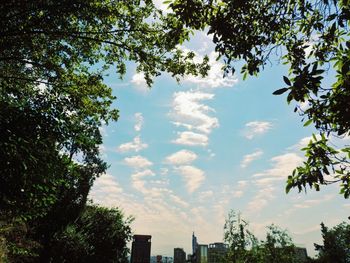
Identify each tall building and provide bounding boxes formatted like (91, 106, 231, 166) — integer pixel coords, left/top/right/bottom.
(131, 235, 152, 263)
(208, 243, 228, 263)
(196, 245, 208, 263)
(174, 248, 186, 263)
(192, 232, 198, 255)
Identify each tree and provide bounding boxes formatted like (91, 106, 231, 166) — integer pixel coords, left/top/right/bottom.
(260, 225, 299, 263)
(223, 211, 306, 263)
(223, 211, 260, 263)
(0, 0, 208, 220)
(0, 0, 209, 260)
(166, 0, 350, 198)
(48, 205, 133, 263)
(313, 221, 350, 263)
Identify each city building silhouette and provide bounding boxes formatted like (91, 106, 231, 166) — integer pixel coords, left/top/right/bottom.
(131, 235, 152, 263)
(174, 248, 186, 263)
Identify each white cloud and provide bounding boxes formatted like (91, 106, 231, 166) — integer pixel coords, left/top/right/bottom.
(134, 112, 144, 132)
(247, 152, 303, 214)
(292, 194, 335, 209)
(244, 121, 273, 139)
(90, 173, 123, 198)
(117, 136, 148, 153)
(165, 149, 198, 165)
(124, 155, 153, 169)
(241, 150, 263, 168)
(131, 72, 149, 92)
(171, 91, 219, 134)
(172, 131, 208, 146)
(131, 169, 155, 193)
(253, 153, 303, 180)
(288, 135, 321, 151)
(183, 51, 238, 88)
(175, 165, 205, 193)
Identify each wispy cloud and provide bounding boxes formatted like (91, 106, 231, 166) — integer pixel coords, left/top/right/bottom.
(253, 153, 303, 181)
(175, 165, 205, 193)
(117, 136, 148, 153)
(170, 194, 190, 208)
(124, 155, 153, 170)
(172, 131, 208, 146)
(165, 149, 198, 165)
(241, 150, 263, 168)
(131, 169, 155, 193)
(246, 152, 303, 214)
(292, 194, 335, 209)
(247, 185, 276, 212)
(244, 121, 273, 139)
(90, 173, 123, 198)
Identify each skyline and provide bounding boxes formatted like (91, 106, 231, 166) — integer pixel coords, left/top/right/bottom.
(89, 22, 350, 257)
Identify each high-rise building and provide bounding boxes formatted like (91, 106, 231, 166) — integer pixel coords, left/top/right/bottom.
(174, 248, 186, 263)
(208, 243, 228, 263)
(131, 235, 152, 263)
(192, 232, 198, 255)
(196, 244, 208, 263)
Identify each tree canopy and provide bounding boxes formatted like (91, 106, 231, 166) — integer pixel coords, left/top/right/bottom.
(0, 0, 209, 261)
(313, 221, 350, 263)
(166, 0, 350, 198)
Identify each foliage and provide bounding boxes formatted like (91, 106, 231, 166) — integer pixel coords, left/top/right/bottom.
(167, 0, 350, 198)
(313, 221, 350, 263)
(259, 224, 298, 263)
(223, 211, 303, 263)
(0, 219, 41, 263)
(224, 210, 259, 263)
(48, 205, 133, 263)
(1, 0, 210, 261)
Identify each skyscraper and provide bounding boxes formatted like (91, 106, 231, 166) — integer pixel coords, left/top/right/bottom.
(131, 235, 152, 263)
(192, 232, 198, 255)
(174, 248, 186, 263)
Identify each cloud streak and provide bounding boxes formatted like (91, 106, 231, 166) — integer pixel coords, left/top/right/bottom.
(118, 136, 148, 153)
(175, 165, 205, 193)
(165, 149, 198, 165)
(241, 150, 263, 168)
(124, 155, 153, 170)
(244, 121, 273, 139)
(172, 131, 209, 146)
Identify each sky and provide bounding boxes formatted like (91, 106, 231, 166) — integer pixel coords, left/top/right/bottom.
(89, 5, 350, 258)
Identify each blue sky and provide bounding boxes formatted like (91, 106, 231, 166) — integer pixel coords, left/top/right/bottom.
(90, 11, 350, 257)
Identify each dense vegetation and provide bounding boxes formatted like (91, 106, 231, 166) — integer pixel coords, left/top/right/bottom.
(224, 211, 350, 263)
(0, 0, 208, 261)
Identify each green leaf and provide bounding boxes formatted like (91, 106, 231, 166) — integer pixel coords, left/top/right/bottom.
(303, 119, 313, 127)
(283, 76, 291, 86)
(272, 88, 289, 95)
